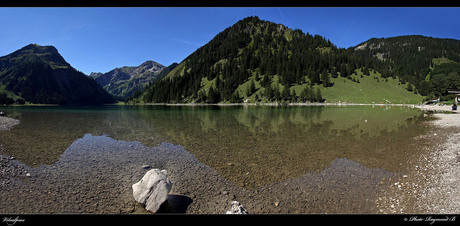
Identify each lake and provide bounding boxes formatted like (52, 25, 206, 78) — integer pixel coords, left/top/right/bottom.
(0, 105, 434, 213)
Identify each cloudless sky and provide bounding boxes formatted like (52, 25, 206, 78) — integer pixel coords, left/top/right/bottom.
(1, 7, 460, 75)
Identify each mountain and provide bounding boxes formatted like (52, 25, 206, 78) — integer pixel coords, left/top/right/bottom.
(142, 16, 340, 103)
(91, 60, 166, 100)
(140, 16, 419, 104)
(141, 17, 459, 104)
(350, 35, 460, 99)
(0, 44, 115, 105)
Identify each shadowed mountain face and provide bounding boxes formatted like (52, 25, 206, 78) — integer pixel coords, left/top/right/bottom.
(0, 44, 115, 105)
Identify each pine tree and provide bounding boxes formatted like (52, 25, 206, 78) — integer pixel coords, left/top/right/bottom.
(315, 87, 323, 102)
(281, 86, 291, 101)
(264, 85, 273, 100)
(300, 86, 310, 102)
(231, 90, 242, 103)
(249, 79, 256, 95)
(207, 86, 220, 103)
(273, 84, 281, 101)
(320, 71, 332, 87)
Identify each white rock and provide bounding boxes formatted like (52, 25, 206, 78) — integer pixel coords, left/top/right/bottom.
(132, 169, 172, 213)
(226, 201, 248, 214)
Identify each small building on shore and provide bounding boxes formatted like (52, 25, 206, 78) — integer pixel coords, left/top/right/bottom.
(447, 91, 460, 103)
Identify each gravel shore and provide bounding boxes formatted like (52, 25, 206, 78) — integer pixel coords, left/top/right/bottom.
(416, 113, 460, 213)
(0, 116, 20, 131)
(376, 111, 460, 213)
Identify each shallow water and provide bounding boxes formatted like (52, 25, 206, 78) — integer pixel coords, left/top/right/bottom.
(0, 105, 430, 187)
(0, 105, 434, 213)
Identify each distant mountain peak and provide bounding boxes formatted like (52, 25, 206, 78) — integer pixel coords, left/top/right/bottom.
(91, 60, 167, 100)
(10, 43, 71, 69)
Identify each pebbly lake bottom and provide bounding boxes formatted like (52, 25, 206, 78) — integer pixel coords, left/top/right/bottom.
(1, 134, 396, 214)
(0, 105, 443, 214)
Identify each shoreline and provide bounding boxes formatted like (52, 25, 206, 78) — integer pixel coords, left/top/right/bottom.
(414, 113, 460, 213)
(122, 101, 420, 108)
(376, 111, 460, 213)
(4, 100, 424, 108)
(415, 104, 458, 113)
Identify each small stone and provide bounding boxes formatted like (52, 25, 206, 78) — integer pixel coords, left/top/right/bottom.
(222, 191, 229, 195)
(141, 165, 151, 169)
(274, 201, 280, 207)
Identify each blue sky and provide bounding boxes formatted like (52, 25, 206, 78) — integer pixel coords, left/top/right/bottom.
(1, 7, 460, 75)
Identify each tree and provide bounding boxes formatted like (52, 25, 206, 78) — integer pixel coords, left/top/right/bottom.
(207, 86, 220, 103)
(340, 64, 348, 78)
(16, 98, 25, 105)
(320, 71, 332, 87)
(315, 87, 323, 102)
(264, 85, 273, 100)
(261, 74, 271, 88)
(300, 86, 310, 102)
(231, 91, 242, 103)
(0, 92, 14, 105)
(407, 83, 414, 92)
(246, 79, 256, 96)
(198, 90, 207, 103)
(273, 84, 281, 101)
(281, 86, 291, 101)
(290, 89, 297, 102)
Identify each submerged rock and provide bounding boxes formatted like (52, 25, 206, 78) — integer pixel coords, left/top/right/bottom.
(132, 169, 172, 213)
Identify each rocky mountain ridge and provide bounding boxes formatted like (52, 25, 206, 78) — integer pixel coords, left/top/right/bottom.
(0, 44, 115, 105)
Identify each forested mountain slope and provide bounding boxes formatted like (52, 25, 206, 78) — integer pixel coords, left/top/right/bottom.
(0, 44, 115, 105)
(141, 17, 433, 104)
(351, 35, 460, 99)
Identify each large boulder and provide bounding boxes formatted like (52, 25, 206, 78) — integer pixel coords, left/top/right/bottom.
(226, 201, 248, 214)
(132, 169, 172, 213)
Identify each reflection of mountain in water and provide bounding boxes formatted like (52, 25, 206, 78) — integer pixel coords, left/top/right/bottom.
(0, 108, 107, 166)
(0, 105, 430, 189)
(0, 106, 170, 167)
(132, 105, 429, 188)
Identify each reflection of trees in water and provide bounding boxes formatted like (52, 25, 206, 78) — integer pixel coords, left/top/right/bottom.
(145, 105, 428, 188)
(0, 105, 429, 189)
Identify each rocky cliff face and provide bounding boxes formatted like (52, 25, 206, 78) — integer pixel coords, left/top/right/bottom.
(92, 60, 166, 100)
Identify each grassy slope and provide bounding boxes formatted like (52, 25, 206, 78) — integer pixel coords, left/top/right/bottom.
(193, 68, 424, 104)
(320, 69, 424, 104)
